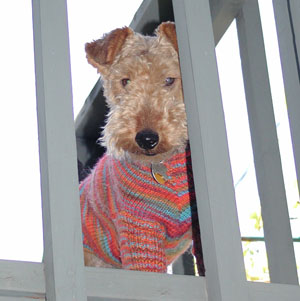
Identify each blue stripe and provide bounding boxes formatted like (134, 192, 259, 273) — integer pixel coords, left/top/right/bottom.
(121, 196, 182, 222)
(179, 206, 192, 222)
(79, 182, 86, 195)
(82, 197, 88, 219)
(172, 162, 186, 168)
(177, 190, 189, 197)
(97, 220, 120, 264)
(120, 190, 192, 223)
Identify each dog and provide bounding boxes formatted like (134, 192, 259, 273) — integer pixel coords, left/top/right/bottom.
(80, 22, 204, 275)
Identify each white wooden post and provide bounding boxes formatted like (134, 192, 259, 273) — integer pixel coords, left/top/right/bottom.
(273, 0, 300, 198)
(32, 0, 87, 300)
(173, 1, 248, 300)
(236, 0, 298, 285)
(209, 0, 246, 44)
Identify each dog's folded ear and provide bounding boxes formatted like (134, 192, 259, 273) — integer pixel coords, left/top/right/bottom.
(85, 27, 134, 75)
(156, 22, 178, 53)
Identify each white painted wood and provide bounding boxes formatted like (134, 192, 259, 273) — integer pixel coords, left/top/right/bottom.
(210, 0, 246, 44)
(0, 260, 207, 301)
(129, 0, 160, 32)
(0, 296, 46, 301)
(130, 0, 245, 44)
(0, 260, 45, 299)
(288, 0, 300, 58)
(86, 267, 207, 301)
(2, 260, 300, 301)
(31, 0, 87, 300)
(248, 282, 300, 301)
(273, 0, 300, 198)
(173, 1, 248, 300)
(236, 0, 298, 284)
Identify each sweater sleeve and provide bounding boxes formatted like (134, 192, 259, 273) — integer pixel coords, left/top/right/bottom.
(117, 211, 167, 273)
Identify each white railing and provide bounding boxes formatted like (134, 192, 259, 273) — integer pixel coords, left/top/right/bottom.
(236, 0, 298, 284)
(0, 0, 299, 300)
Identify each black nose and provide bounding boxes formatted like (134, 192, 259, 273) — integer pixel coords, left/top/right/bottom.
(135, 129, 159, 150)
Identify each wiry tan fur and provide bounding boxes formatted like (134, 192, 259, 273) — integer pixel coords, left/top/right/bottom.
(84, 23, 189, 267)
(86, 22, 188, 165)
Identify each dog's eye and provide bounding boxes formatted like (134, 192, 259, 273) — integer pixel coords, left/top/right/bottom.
(121, 78, 131, 87)
(165, 77, 175, 86)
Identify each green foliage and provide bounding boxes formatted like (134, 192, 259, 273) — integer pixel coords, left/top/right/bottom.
(250, 211, 263, 231)
(243, 211, 269, 282)
(243, 240, 270, 282)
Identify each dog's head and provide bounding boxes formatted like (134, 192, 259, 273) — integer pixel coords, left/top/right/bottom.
(85, 22, 188, 164)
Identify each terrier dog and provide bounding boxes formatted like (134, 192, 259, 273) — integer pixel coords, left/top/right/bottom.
(80, 22, 204, 275)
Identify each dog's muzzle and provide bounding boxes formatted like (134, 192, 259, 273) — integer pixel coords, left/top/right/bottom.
(135, 129, 159, 150)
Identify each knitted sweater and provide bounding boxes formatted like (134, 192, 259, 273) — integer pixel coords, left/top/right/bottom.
(80, 150, 204, 274)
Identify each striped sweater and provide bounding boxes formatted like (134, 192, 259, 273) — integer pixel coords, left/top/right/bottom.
(80, 150, 204, 274)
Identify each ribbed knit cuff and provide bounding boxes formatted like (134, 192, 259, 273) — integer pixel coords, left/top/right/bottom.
(118, 211, 167, 273)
